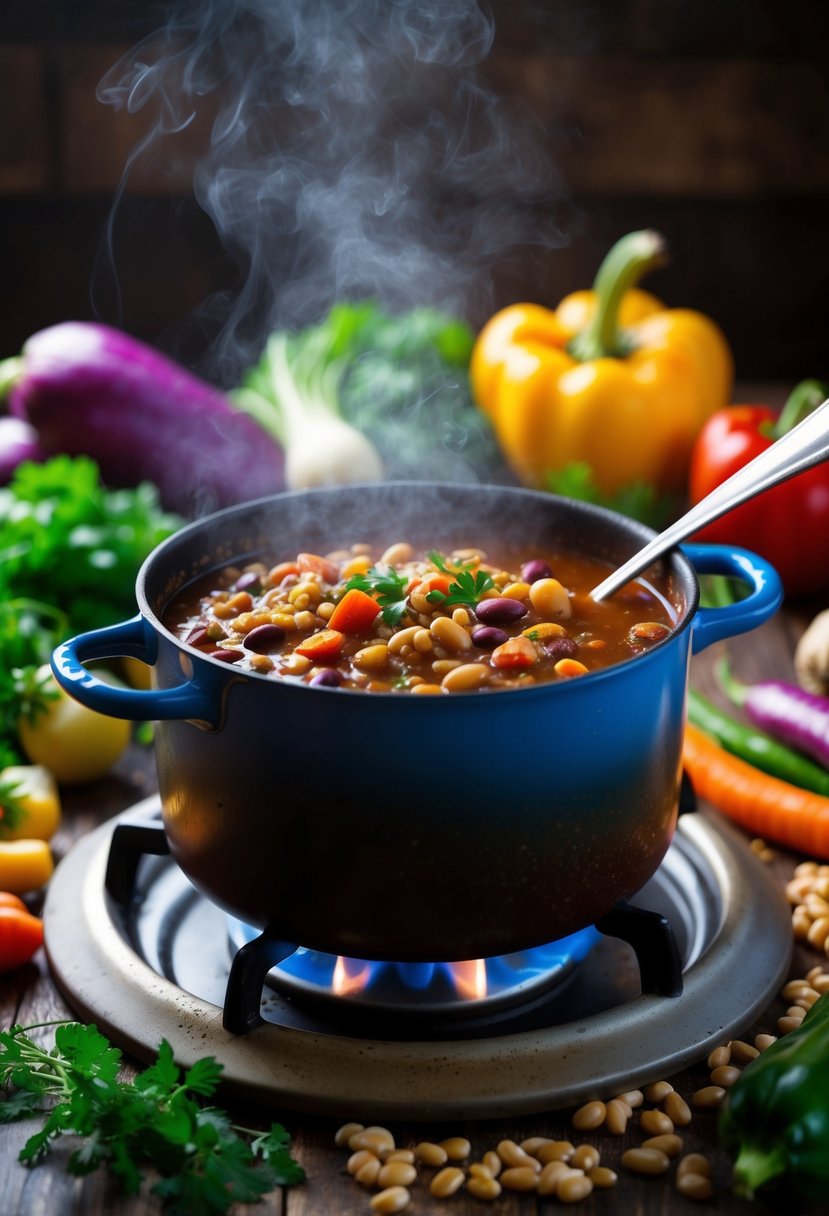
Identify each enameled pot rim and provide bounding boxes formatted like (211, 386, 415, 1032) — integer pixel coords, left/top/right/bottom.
(134, 481, 698, 698)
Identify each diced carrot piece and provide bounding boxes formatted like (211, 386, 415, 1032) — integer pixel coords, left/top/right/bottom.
(328, 588, 381, 633)
(294, 629, 344, 660)
(297, 552, 340, 584)
(554, 658, 589, 678)
(491, 635, 537, 669)
(425, 573, 453, 594)
(267, 561, 300, 585)
(412, 573, 452, 600)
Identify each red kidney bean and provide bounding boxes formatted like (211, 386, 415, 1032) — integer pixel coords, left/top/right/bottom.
(310, 668, 342, 687)
(208, 648, 243, 663)
(521, 558, 554, 583)
(185, 625, 212, 647)
(543, 636, 579, 661)
(474, 597, 528, 625)
(243, 623, 287, 653)
(471, 625, 510, 649)
(232, 570, 263, 594)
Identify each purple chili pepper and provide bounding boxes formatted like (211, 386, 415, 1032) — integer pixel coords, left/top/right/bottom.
(719, 658, 829, 768)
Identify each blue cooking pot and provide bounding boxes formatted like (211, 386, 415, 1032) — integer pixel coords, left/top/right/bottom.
(52, 483, 781, 961)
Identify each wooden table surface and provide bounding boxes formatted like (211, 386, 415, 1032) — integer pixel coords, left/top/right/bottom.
(1, 584, 825, 1215)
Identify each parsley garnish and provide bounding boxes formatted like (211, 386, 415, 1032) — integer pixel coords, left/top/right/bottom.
(0, 1022, 304, 1213)
(425, 550, 494, 609)
(344, 564, 410, 625)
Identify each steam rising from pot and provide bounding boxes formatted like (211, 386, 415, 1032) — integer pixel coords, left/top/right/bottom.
(97, 0, 563, 379)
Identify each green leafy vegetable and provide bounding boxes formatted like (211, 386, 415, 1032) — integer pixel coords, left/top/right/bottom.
(0, 456, 181, 636)
(0, 455, 180, 765)
(345, 565, 409, 625)
(0, 1021, 304, 1214)
(425, 550, 494, 609)
(234, 300, 505, 488)
(338, 302, 504, 482)
(545, 461, 675, 528)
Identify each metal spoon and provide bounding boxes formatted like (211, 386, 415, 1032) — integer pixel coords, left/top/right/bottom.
(591, 395, 829, 601)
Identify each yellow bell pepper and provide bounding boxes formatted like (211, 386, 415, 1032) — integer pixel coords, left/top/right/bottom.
(470, 230, 734, 497)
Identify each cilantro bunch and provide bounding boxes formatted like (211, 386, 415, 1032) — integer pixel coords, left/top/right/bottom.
(0, 1022, 304, 1214)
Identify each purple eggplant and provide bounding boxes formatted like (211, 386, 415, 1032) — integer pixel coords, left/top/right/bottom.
(0, 416, 45, 483)
(718, 657, 829, 769)
(2, 322, 284, 515)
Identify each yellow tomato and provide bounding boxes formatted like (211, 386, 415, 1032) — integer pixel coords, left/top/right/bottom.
(0, 765, 61, 840)
(19, 668, 132, 785)
(119, 656, 152, 690)
(0, 840, 54, 894)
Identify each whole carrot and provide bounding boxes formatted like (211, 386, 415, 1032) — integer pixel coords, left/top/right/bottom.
(683, 721, 829, 859)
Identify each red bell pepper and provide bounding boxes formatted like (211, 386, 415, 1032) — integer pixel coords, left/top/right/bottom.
(689, 379, 829, 598)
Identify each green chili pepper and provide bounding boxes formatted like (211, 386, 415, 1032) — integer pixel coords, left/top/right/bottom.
(686, 690, 829, 797)
(720, 992, 829, 1207)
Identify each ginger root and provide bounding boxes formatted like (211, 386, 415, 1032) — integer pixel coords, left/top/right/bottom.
(794, 608, 829, 697)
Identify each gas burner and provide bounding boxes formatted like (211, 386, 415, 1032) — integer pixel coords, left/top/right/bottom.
(225, 918, 604, 1022)
(43, 797, 792, 1119)
(102, 813, 682, 1037)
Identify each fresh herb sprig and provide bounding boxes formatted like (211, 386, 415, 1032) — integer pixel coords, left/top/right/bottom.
(345, 550, 496, 623)
(345, 564, 409, 625)
(425, 550, 494, 609)
(0, 1021, 304, 1214)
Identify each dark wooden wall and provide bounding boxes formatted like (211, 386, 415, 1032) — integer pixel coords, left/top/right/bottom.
(2, 0, 828, 383)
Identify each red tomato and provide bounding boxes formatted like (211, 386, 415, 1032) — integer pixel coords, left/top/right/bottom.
(0, 905, 44, 971)
(689, 402, 829, 598)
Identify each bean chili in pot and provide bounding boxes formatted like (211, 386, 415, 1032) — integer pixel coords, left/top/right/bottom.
(166, 542, 677, 694)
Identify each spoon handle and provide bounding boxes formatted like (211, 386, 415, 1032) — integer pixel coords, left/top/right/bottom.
(591, 395, 829, 601)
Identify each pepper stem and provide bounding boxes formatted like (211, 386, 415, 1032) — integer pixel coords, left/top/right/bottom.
(567, 230, 668, 363)
(773, 378, 829, 438)
(731, 1143, 788, 1199)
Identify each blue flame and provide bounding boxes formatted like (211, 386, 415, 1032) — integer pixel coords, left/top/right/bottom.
(227, 919, 600, 1004)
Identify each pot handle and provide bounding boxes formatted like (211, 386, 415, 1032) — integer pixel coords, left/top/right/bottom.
(51, 615, 217, 726)
(683, 543, 783, 655)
